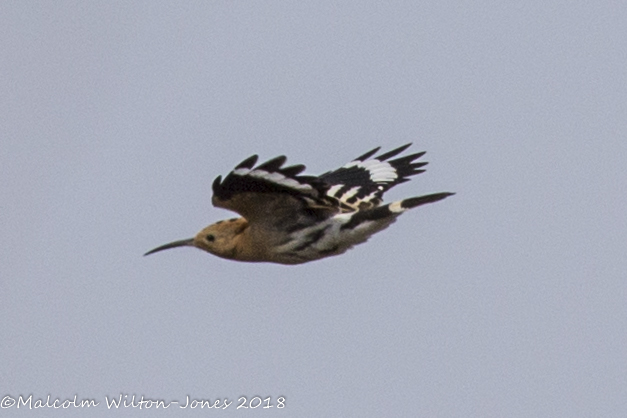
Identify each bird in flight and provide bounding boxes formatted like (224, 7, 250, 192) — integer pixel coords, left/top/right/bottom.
(145, 144, 454, 264)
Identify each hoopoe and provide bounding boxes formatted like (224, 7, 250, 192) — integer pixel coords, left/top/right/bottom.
(145, 144, 454, 264)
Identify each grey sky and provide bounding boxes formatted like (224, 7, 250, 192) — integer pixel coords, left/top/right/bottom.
(2, 1, 626, 416)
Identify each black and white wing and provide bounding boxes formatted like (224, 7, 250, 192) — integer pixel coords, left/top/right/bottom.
(211, 154, 341, 227)
(319, 143, 428, 210)
(211, 144, 429, 227)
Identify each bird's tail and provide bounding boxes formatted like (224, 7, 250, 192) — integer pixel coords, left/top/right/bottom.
(391, 192, 455, 212)
(340, 192, 454, 230)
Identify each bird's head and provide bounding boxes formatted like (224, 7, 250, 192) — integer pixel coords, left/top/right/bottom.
(144, 217, 248, 259)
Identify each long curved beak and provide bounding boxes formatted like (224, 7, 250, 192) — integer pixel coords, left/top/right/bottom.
(144, 238, 194, 256)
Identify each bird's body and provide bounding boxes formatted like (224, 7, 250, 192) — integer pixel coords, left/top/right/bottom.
(146, 144, 453, 264)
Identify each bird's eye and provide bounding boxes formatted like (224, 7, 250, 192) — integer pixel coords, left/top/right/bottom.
(206, 234, 215, 242)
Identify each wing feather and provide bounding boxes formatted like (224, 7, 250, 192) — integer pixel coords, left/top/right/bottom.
(211, 145, 429, 228)
(234, 154, 258, 170)
(320, 143, 428, 210)
(212, 154, 341, 228)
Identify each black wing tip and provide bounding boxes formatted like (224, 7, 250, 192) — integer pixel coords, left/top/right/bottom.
(235, 154, 259, 170)
(212, 175, 223, 193)
(256, 155, 287, 171)
(354, 143, 415, 162)
(281, 164, 306, 177)
(389, 151, 427, 166)
(376, 143, 413, 161)
(354, 146, 381, 162)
